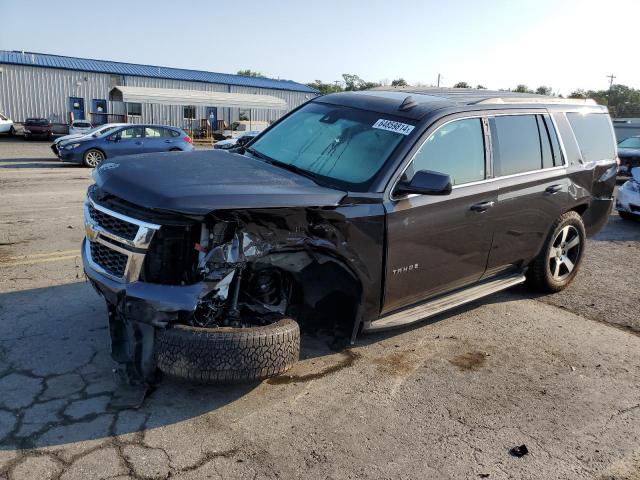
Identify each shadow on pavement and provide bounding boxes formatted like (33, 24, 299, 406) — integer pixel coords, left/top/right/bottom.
(0, 281, 354, 451)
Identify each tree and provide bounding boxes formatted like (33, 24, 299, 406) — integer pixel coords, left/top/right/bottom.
(453, 81, 470, 88)
(567, 85, 640, 117)
(514, 84, 533, 93)
(535, 86, 553, 96)
(391, 78, 408, 87)
(341, 74, 381, 91)
(307, 80, 341, 94)
(237, 69, 264, 78)
(476, 85, 487, 90)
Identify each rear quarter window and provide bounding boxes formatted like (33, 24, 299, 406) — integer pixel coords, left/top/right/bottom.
(566, 112, 616, 162)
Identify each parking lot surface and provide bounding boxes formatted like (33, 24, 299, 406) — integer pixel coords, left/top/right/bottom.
(1, 137, 639, 480)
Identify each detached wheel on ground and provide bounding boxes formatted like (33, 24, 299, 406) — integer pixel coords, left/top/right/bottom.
(83, 149, 105, 167)
(527, 210, 585, 293)
(156, 318, 300, 383)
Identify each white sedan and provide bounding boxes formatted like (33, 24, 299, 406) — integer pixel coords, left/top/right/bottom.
(616, 167, 640, 222)
(69, 120, 93, 136)
(0, 113, 14, 135)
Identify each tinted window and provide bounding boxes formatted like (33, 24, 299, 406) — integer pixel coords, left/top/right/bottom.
(75, 122, 91, 128)
(183, 106, 196, 119)
(144, 127, 163, 138)
(543, 115, 563, 166)
(537, 116, 554, 169)
(566, 113, 616, 162)
(250, 102, 411, 191)
(619, 137, 640, 149)
(491, 115, 542, 176)
(127, 103, 142, 116)
(406, 118, 485, 186)
(119, 127, 143, 139)
(168, 129, 181, 138)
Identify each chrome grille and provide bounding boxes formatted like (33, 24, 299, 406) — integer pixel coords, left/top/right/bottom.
(83, 194, 160, 283)
(87, 203, 139, 240)
(89, 241, 128, 277)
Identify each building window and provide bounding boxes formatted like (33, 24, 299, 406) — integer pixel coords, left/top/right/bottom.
(183, 106, 196, 119)
(127, 103, 142, 116)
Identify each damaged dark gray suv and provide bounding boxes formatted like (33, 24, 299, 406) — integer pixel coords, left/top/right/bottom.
(82, 89, 617, 384)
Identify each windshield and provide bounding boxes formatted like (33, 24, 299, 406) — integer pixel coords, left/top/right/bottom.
(93, 125, 120, 137)
(248, 102, 414, 191)
(619, 137, 640, 149)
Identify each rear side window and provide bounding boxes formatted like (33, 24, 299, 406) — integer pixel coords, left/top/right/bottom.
(407, 118, 485, 186)
(566, 113, 616, 162)
(490, 115, 541, 176)
(165, 129, 180, 137)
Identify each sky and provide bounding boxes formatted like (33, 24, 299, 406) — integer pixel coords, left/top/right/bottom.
(1, 0, 638, 95)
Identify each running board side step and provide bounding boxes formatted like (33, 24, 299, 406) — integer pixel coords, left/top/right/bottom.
(363, 274, 526, 333)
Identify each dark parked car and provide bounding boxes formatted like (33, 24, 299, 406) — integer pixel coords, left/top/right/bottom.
(617, 135, 640, 175)
(23, 118, 52, 140)
(82, 89, 617, 385)
(57, 124, 194, 167)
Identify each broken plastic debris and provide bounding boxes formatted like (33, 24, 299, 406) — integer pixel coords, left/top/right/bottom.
(509, 444, 529, 458)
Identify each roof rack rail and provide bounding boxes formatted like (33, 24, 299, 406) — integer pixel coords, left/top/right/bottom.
(473, 97, 598, 106)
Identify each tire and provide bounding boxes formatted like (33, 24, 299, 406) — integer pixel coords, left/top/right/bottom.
(156, 318, 300, 383)
(526, 211, 585, 293)
(83, 149, 105, 168)
(619, 211, 637, 222)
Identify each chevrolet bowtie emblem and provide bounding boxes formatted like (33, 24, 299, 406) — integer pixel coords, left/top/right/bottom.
(85, 222, 99, 241)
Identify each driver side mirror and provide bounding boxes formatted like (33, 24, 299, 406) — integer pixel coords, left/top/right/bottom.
(394, 170, 452, 196)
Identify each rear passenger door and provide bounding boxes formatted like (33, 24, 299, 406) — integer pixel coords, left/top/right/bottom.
(484, 112, 569, 276)
(142, 127, 169, 153)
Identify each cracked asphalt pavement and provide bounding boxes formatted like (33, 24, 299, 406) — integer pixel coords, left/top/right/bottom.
(1, 137, 639, 479)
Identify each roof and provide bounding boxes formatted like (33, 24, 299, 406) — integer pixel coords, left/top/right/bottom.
(316, 88, 601, 120)
(0, 50, 318, 94)
(109, 86, 288, 109)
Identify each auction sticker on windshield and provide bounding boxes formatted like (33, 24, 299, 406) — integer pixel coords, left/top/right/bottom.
(372, 119, 415, 135)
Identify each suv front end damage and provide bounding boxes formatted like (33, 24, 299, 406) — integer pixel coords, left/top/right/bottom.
(82, 182, 381, 384)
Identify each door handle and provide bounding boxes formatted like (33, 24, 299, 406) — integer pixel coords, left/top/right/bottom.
(545, 184, 563, 194)
(470, 201, 495, 213)
(164, 140, 173, 143)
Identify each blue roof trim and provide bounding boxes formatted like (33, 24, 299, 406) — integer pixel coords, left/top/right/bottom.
(0, 50, 319, 94)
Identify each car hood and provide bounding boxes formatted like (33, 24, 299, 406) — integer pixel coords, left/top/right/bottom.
(93, 150, 347, 215)
(55, 133, 85, 145)
(618, 147, 640, 157)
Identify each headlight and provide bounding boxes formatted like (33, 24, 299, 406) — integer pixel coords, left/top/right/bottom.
(65, 143, 81, 150)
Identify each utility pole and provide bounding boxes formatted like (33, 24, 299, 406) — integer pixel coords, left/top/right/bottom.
(437, 73, 441, 87)
(606, 73, 616, 106)
(333, 80, 341, 92)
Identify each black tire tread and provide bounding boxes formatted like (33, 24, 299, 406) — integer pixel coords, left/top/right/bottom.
(526, 210, 585, 293)
(156, 318, 300, 383)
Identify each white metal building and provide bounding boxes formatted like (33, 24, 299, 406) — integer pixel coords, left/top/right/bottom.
(0, 50, 318, 130)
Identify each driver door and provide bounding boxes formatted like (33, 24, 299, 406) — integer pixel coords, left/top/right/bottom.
(382, 116, 497, 314)
(109, 126, 145, 156)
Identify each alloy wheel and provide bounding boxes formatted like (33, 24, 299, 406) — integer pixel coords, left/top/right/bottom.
(85, 151, 104, 167)
(548, 225, 581, 281)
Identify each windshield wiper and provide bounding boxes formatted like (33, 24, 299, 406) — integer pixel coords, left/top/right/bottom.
(245, 147, 323, 183)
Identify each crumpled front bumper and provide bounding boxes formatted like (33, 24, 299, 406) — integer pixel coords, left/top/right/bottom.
(82, 238, 214, 325)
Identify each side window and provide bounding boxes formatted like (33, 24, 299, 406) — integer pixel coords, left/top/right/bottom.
(406, 118, 485, 186)
(543, 115, 563, 166)
(120, 127, 143, 139)
(490, 115, 542, 176)
(144, 127, 163, 138)
(566, 112, 616, 162)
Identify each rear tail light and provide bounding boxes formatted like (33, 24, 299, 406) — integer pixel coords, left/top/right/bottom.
(184, 136, 192, 144)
